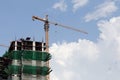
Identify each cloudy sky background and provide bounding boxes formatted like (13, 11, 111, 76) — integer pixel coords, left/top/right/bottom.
(0, 0, 120, 80)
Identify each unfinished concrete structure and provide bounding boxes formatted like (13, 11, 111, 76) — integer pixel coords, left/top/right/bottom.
(2, 37, 52, 80)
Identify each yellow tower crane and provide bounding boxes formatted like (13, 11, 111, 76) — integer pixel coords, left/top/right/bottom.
(32, 15, 88, 52)
(32, 15, 88, 80)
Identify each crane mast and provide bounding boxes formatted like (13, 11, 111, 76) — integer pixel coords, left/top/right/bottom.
(32, 15, 50, 53)
(44, 15, 49, 52)
(32, 15, 50, 80)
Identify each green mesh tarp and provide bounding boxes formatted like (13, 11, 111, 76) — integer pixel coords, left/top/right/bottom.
(22, 51, 39, 60)
(10, 51, 21, 60)
(23, 65, 37, 74)
(39, 66, 50, 76)
(8, 65, 20, 74)
(4, 68, 11, 75)
(23, 65, 50, 76)
(41, 52, 51, 61)
(8, 65, 50, 75)
(22, 51, 51, 61)
(8, 50, 51, 61)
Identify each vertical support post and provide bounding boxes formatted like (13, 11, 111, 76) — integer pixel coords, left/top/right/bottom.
(42, 40, 44, 52)
(33, 41, 36, 51)
(20, 40, 23, 80)
(12, 41, 20, 80)
(15, 41, 17, 51)
(32, 41, 37, 80)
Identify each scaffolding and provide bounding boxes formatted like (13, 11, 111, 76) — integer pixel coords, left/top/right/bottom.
(2, 37, 52, 80)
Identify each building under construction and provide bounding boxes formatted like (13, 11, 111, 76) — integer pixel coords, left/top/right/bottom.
(0, 15, 87, 80)
(0, 37, 52, 80)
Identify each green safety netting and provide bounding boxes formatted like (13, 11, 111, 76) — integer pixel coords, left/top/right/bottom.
(3, 50, 52, 76)
(22, 51, 51, 61)
(23, 65, 50, 76)
(39, 66, 51, 76)
(8, 65, 20, 74)
(9, 51, 21, 60)
(23, 65, 37, 75)
(8, 50, 51, 61)
(8, 65, 51, 76)
(4, 68, 11, 75)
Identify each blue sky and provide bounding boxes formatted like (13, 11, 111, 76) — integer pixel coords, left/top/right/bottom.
(1, 0, 120, 80)
(0, 0, 95, 53)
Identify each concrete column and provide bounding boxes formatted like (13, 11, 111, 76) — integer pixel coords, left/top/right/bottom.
(15, 41, 17, 51)
(33, 41, 36, 51)
(32, 41, 37, 80)
(42, 42, 44, 51)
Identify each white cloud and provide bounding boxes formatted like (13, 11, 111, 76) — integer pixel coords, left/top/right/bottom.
(50, 39, 99, 63)
(50, 16, 120, 80)
(53, 0, 67, 12)
(98, 16, 120, 60)
(72, 0, 88, 12)
(84, 1, 118, 22)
